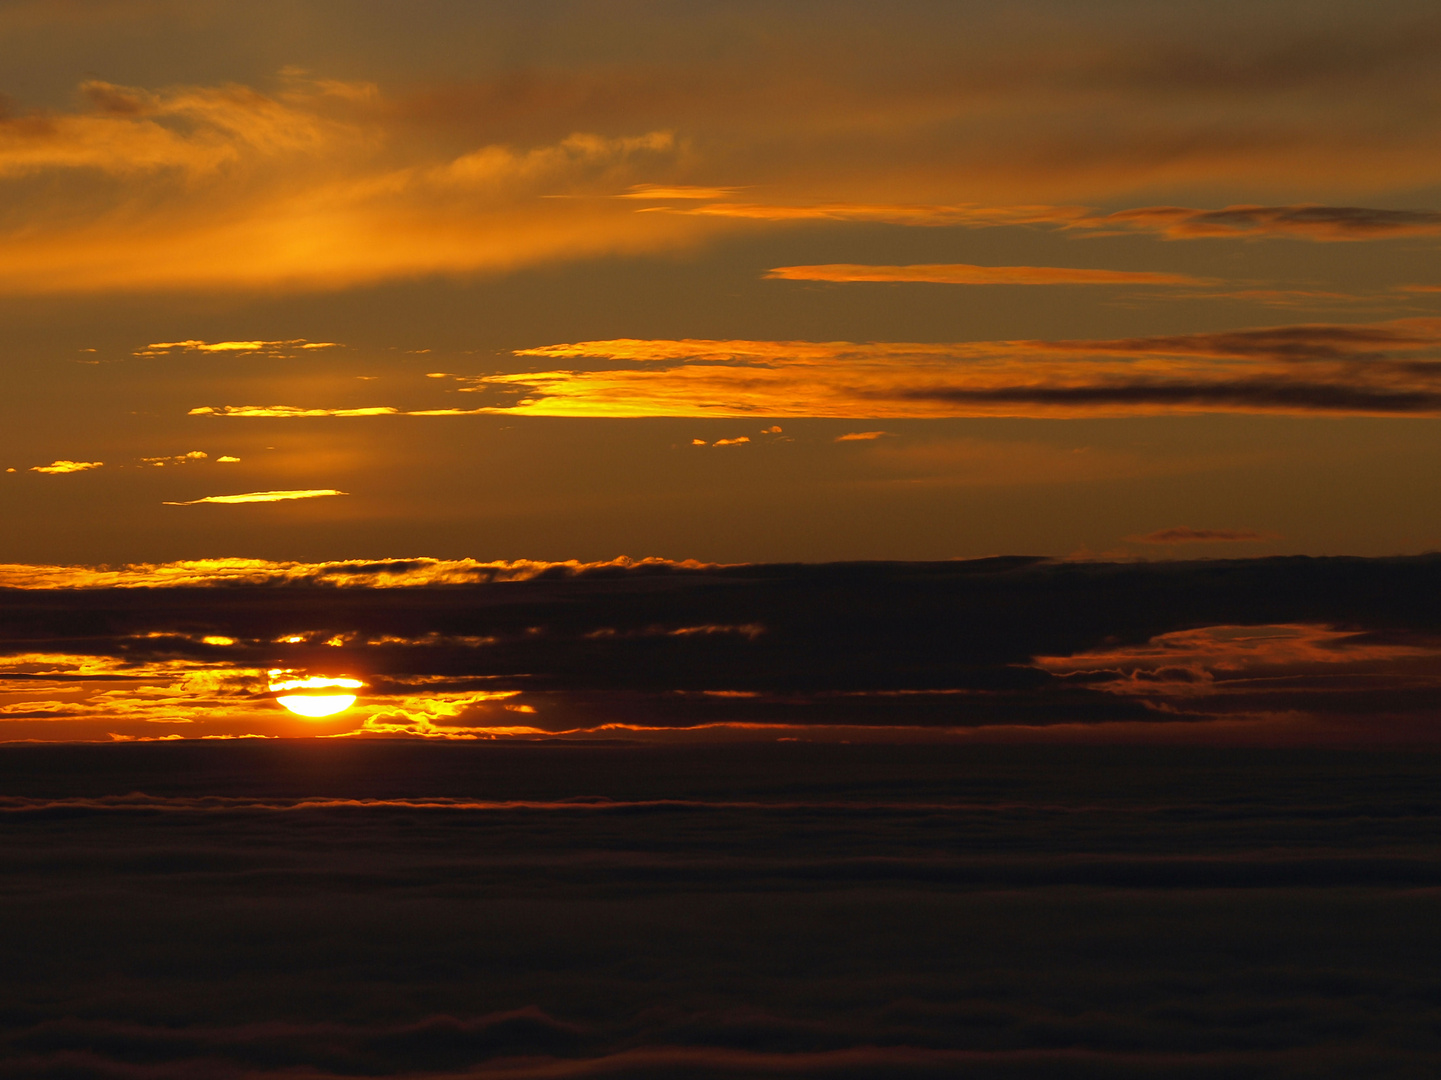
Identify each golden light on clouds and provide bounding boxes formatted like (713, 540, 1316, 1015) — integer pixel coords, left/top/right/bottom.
(450, 322, 1441, 419)
(0, 556, 719, 590)
(135, 339, 341, 357)
(163, 489, 348, 506)
(30, 460, 103, 474)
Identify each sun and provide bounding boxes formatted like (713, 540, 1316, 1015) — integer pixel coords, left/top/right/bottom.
(269, 673, 364, 718)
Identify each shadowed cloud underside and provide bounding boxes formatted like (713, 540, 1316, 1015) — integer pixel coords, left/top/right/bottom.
(3, 555, 1441, 744)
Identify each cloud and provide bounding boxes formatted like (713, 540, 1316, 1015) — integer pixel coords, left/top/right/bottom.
(448, 319, 1441, 419)
(163, 489, 348, 506)
(616, 184, 740, 200)
(765, 263, 1209, 286)
(29, 460, 102, 474)
(1129, 527, 1279, 544)
(653, 202, 1088, 226)
(189, 405, 409, 418)
(1089, 204, 1441, 240)
(0, 76, 703, 293)
(9, 8, 1441, 297)
(134, 339, 341, 357)
(186, 319, 1441, 420)
(657, 199, 1441, 245)
(0, 555, 720, 589)
(139, 451, 207, 467)
(835, 431, 891, 441)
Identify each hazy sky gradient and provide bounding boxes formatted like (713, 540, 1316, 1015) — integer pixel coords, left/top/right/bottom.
(3, 0, 1441, 563)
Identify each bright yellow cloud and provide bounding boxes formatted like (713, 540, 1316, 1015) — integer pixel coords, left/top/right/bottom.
(163, 489, 347, 505)
(135, 339, 341, 357)
(30, 460, 103, 474)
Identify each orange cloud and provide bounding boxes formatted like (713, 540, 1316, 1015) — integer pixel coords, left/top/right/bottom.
(451, 319, 1441, 419)
(654, 202, 1088, 226)
(835, 431, 891, 441)
(135, 339, 340, 357)
(766, 263, 1208, 286)
(30, 460, 103, 474)
(0, 76, 708, 293)
(616, 184, 740, 200)
(163, 489, 347, 505)
(8, 11, 1441, 297)
(188, 319, 1441, 421)
(0, 555, 720, 589)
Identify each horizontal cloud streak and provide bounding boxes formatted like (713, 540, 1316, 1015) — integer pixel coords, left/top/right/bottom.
(0, 555, 719, 589)
(655, 199, 1441, 243)
(1130, 527, 1277, 544)
(163, 489, 347, 506)
(766, 263, 1208, 286)
(187, 320, 1441, 420)
(1093, 203, 1441, 240)
(458, 319, 1441, 419)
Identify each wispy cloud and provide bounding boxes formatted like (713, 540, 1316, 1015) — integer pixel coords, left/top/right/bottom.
(652, 203, 1088, 227)
(0, 556, 719, 589)
(163, 489, 347, 506)
(0, 76, 699, 293)
(134, 339, 340, 357)
(139, 451, 207, 467)
(29, 460, 103, 474)
(766, 263, 1209, 286)
(189, 319, 1441, 420)
(836, 431, 891, 441)
(615, 184, 739, 200)
(9, 5, 1441, 296)
(654, 199, 1441, 244)
(1033, 623, 1441, 727)
(456, 320, 1441, 419)
(1090, 204, 1441, 241)
(1127, 527, 1279, 544)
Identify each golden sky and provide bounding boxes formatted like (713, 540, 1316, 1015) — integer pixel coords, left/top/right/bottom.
(3, 0, 1441, 565)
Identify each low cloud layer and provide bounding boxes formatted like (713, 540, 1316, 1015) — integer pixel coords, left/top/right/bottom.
(3, 554, 1441, 743)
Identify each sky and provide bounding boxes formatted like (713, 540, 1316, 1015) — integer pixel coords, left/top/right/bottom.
(4, 1, 1441, 745)
(4, 0, 1441, 565)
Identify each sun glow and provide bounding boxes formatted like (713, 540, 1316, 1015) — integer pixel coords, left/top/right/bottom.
(269, 674, 364, 718)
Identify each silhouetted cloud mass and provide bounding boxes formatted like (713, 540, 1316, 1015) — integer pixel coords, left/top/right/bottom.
(4, 554, 1441, 743)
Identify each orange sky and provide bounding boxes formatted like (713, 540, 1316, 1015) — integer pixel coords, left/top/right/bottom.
(2, 0, 1441, 567)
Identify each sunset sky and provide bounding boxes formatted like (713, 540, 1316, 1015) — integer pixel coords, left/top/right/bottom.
(11, 8, 1441, 1077)
(5, 2, 1441, 747)
(5, 0, 1441, 566)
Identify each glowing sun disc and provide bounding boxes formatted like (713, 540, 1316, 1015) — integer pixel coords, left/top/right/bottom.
(277, 693, 357, 717)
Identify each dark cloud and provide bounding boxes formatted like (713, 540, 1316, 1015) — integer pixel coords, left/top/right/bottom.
(1096, 203, 1441, 240)
(1129, 527, 1276, 544)
(889, 379, 1441, 413)
(5, 554, 1441, 739)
